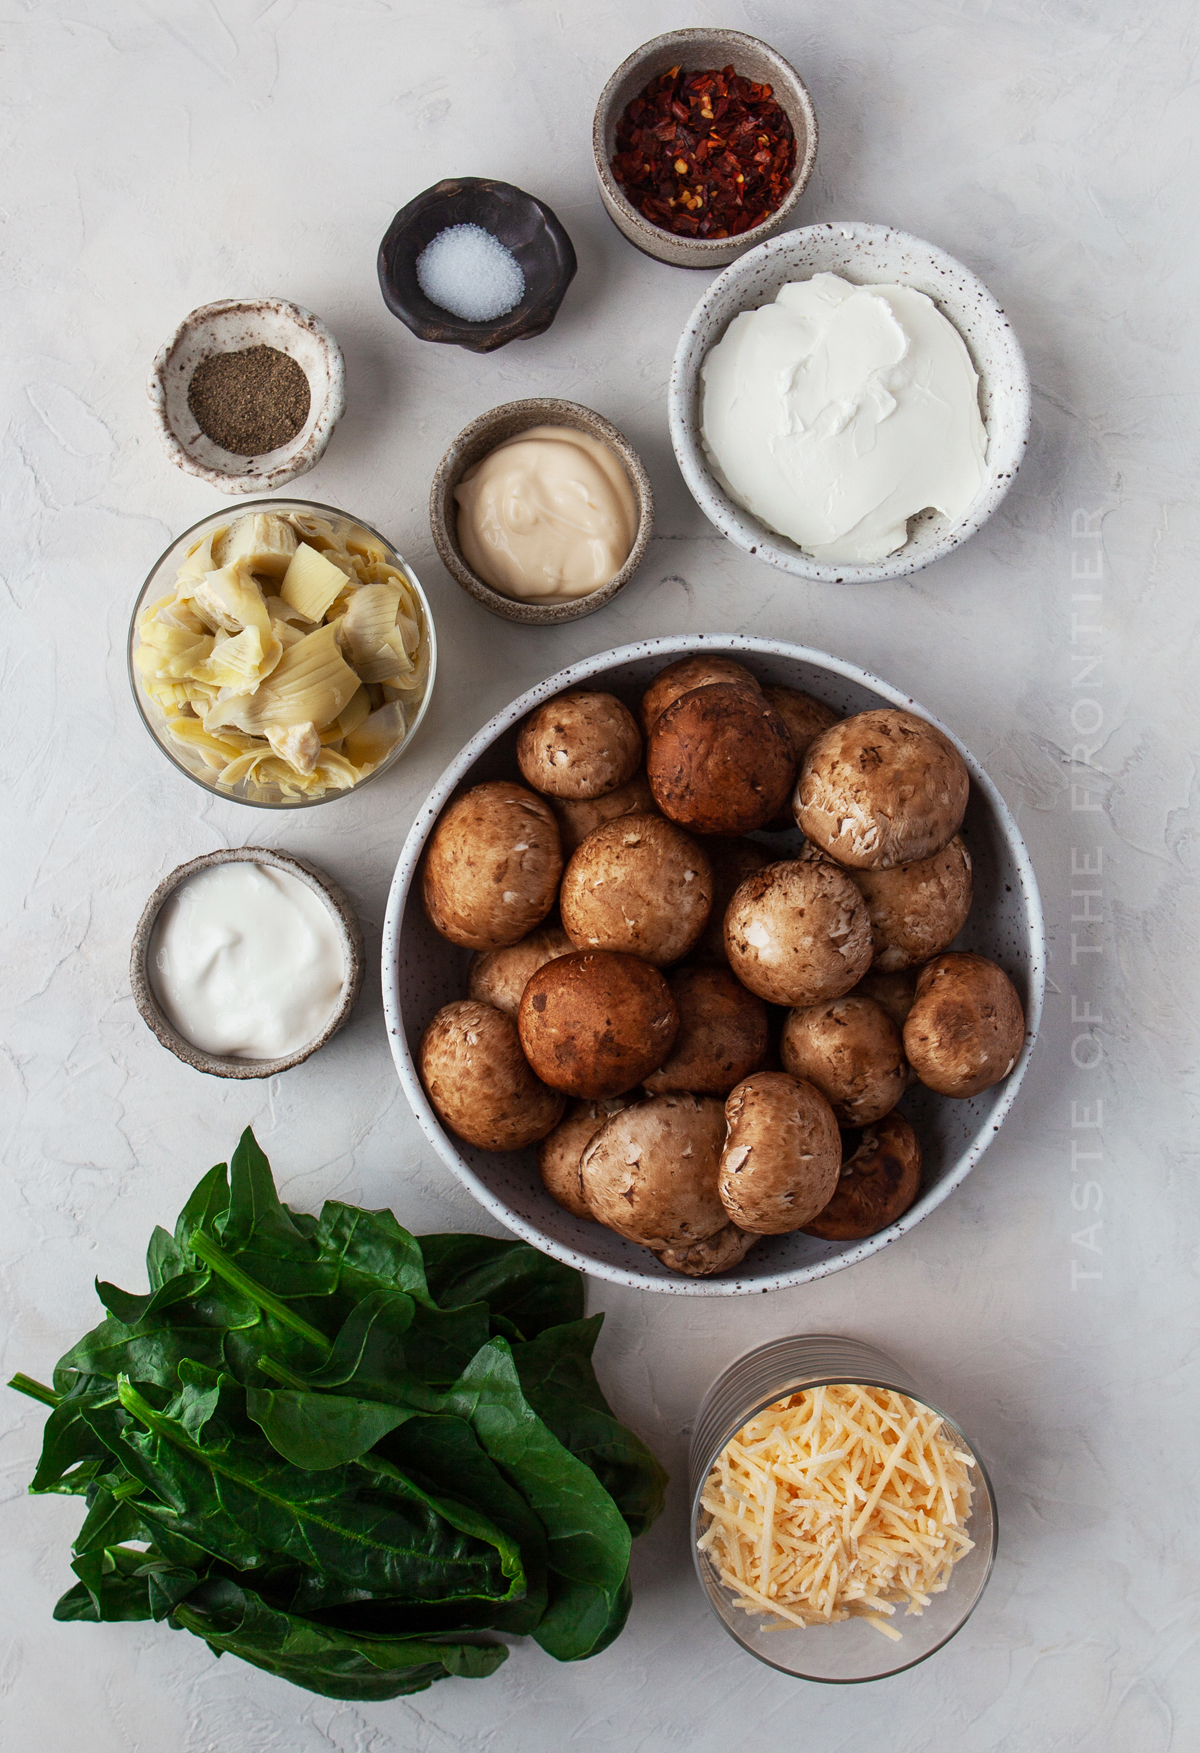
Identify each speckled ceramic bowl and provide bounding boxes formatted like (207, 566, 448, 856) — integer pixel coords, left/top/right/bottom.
(593, 29, 818, 269)
(382, 635, 1045, 1296)
(669, 223, 1031, 582)
(148, 299, 346, 494)
(429, 399, 655, 625)
(131, 848, 364, 1079)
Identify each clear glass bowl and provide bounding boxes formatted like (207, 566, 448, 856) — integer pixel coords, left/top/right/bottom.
(128, 498, 437, 810)
(689, 1335, 998, 1682)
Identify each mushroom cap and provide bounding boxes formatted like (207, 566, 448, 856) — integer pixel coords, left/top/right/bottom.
(654, 1223, 760, 1277)
(724, 859, 873, 1007)
(422, 780, 562, 951)
(643, 965, 770, 1096)
(538, 1094, 637, 1221)
(640, 655, 762, 736)
(795, 708, 970, 869)
(718, 1071, 842, 1234)
(418, 999, 566, 1151)
(761, 685, 839, 762)
(852, 967, 919, 1033)
(802, 1112, 923, 1241)
(853, 835, 973, 971)
(693, 836, 771, 963)
(648, 684, 796, 836)
(467, 922, 575, 1018)
(552, 769, 658, 857)
(518, 950, 679, 1098)
(560, 813, 712, 967)
(903, 952, 1026, 1098)
(780, 995, 907, 1126)
(516, 691, 642, 801)
(580, 1093, 728, 1249)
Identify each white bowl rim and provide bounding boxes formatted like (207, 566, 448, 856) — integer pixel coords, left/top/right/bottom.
(382, 634, 1045, 1296)
(668, 221, 1031, 584)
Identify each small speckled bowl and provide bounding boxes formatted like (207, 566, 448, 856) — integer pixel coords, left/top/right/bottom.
(131, 848, 364, 1080)
(669, 222, 1031, 582)
(148, 299, 346, 494)
(382, 635, 1046, 1296)
(593, 29, 817, 270)
(378, 178, 577, 354)
(429, 399, 654, 625)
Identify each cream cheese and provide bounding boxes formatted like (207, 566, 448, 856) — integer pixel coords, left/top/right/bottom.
(149, 861, 345, 1059)
(699, 273, 988, 564)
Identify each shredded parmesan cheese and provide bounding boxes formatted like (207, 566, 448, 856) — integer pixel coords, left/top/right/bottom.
(697, 1385, 976, 1639)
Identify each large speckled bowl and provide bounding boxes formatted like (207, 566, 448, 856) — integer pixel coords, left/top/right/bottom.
(382, 636, 1045, 1296)
(669, 223, 1030, 582)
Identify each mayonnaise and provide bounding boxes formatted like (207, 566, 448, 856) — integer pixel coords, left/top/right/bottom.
(454, 424, 638, 602)
(700, 273, 988, 564)
(149, 861, 346, 1059)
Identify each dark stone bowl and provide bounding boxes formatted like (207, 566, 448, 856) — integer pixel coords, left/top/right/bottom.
(378, 178, 577, 354)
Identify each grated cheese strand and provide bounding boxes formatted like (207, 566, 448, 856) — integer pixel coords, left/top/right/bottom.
(698, 1385, 977, 1641)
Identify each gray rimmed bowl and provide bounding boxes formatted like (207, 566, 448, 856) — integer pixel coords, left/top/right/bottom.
(429, 399, 655, 625)
(669, 222, 1030, 582)
(131, 848, 364, 1079)
(593, 29, 817, 270)
(382, 634, 1046, 1296)
(147, 299, 346, 494)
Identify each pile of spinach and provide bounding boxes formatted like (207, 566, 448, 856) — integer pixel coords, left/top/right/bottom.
(9, 1130, 667, 1701)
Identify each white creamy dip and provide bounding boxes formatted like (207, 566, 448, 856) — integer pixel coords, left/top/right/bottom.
(149, 862, 346, 1059)
(700, 272, 988, 564)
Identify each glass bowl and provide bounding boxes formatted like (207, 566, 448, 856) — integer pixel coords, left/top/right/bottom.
(128, 498, 437, 810)
(689, 1335, 998, 1682)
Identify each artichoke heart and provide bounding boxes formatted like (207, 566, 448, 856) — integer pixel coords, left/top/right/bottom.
(344, 701, 405, 768)
(340, 582, 415, 683)
(264, 720, 321, 776)
(206, 622, 359, 734)
(190, 558, 273, 641)
(188, 624, 282, 697)
(175, 529, 226, 591)
(280, 542, 352, 622)
(213, 512, 298, 579)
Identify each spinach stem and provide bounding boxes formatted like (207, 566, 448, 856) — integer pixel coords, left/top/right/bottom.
(256, 1353, 314, 1389)
(8, 1373, 61, 1408)
(188, 1231, 332, 1356)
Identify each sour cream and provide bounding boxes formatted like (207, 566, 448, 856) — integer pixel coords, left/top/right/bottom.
(149, 861, 346, 1059)
(700, 272, 988, 564)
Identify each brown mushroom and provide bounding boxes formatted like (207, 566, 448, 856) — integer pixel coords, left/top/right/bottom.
(852, 835, 973, 971)
(418, 1000, 565, 1150)
(518, 950, 679, 1099)
(552, 770, 658, 857)
(580, 1093, 727, 1248)
(903, 952, 1026, 1098)
(852, 967, 918, 1032)
(654, 1223, 760, 1278)
(762, 685, 839, 764)
(422, 780, 562, 951)
(718, 1072, 842, 1234)
(724, 859, 873, 1007)
(538, 1095, 637, 1221)
(795, 709, 970, 869)
(780, 995, 907, 1126)
(643, 965, 769, 1096)
(802, 1113, 923, 1241)
(648, 684, 796, 836)
(516, 692, 642, 801)
(560, 814, 712, 967)
(639, 655, 762, 736)
(693, 837, 771, 962)
(467, 921, 574, 1018)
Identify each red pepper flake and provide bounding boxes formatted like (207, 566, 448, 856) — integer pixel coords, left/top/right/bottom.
(611, 64, 796, 239)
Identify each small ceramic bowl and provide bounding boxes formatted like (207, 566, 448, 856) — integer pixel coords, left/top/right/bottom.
(129, 498, 437, 810)
(147, 299, 346, 494)
(131, 848, 364, 1080)
(429, 398, 654, 625)
(378, 179, 577, 354)
(593, 29, 817, 270)
(690, 1335, 998, 1680)
(669, 222, 1031, 582)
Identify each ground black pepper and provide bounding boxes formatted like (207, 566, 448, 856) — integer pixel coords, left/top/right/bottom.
(187, 345, 311, 456)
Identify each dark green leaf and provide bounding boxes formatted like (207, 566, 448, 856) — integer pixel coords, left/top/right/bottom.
(173, 1162, 230, 1249)
(29, 1384, 121, 1493)
(223, 1129, 311, 1254)
(56, 1552, 156, 1624)
(246, 1387, 415, 1470)
(147, 1224, 191, 1291)
(316, 1202, 433, 1307)
(419, 1235, 585, 1339)
(95, 1268, 210, 1328)
(533, 1568, 632, 1663)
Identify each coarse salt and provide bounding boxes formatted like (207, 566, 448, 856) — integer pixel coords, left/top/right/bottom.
(416, 223, 525, 323)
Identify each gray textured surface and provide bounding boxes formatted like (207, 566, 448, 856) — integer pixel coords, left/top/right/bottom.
(2, 2, 1196, 1749)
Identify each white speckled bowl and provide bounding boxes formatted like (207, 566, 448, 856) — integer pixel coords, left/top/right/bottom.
(148, 298, 346, 494)
(669, 223, 1030, 582)
(382, 636, 1045, 1296)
